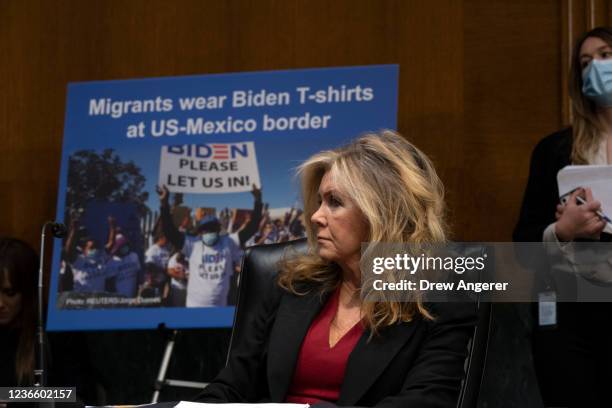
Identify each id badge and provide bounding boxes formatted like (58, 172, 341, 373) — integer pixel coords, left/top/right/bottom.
(538, 291, 557, 327)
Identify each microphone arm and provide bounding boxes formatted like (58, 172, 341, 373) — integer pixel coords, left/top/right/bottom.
(35, 221, 66, 387)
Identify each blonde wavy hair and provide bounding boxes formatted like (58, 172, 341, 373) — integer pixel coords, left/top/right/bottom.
(278, 130, 447, 333)
(568, 27, 612, 164)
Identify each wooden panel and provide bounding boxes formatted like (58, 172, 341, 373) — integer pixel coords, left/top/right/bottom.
(0, 0, 570, 244)
(561, 0, 588, 125)
(462, 0, 562, 241)
(587, 0, 611, 28)
(0, 1, 567, 244)
(0, 0, 464, 247)
(394, 1, 464, 238)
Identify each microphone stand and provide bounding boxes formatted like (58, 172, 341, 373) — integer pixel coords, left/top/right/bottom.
(34, 222, 66, 388)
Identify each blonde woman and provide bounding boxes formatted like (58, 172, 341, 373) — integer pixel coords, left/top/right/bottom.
(514, 27, 612, 408)
(198, 131, 476, 407)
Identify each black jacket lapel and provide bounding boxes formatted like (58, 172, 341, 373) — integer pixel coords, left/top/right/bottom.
(337, 320, 419, 405)
(267, 289, 328, 402)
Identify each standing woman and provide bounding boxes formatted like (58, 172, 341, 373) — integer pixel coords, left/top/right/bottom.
(514, 27, 612, 407)
(0, 238, 37, 386)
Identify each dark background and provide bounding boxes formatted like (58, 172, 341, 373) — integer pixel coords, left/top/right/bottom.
(2, 0, 609, 405)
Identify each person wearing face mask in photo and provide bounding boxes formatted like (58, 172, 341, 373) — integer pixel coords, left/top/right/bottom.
(62, 217, 111, 294)
(157, 185, 262, 307)
(106, 229, 142, 299)
(514, 26, 612, 408)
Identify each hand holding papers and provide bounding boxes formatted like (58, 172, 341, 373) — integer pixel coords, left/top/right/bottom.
(557, 165, 612, 235)
(555, 165, 612, 286)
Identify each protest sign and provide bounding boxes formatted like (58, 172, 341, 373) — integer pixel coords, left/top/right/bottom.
(159, 142, 260, 194)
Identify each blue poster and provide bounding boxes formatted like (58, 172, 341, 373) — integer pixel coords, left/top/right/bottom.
(47, 65, 398, 331)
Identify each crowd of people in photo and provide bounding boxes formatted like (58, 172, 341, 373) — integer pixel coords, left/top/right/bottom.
(57, 185, 306, 308)
(60, 216, 142, 299)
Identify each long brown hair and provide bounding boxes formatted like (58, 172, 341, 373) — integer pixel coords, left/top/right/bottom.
(569, 27, 612, 163)
(278, 130, 447, 333)
(0, 238, 38, 385)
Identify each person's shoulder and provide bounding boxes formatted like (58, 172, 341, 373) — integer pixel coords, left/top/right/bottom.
(532, 127, 572, 155)
(224, 232, 242, 247)
(144, 244, 158, 256)
(182, 235, 198, 252)
(71, 253, 86, 266)
(184, 234, 199, 244)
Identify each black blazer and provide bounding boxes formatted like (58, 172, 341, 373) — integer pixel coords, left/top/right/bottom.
(197, 278, 477, 408)
(512, 127, 612, 327)
(513, 127, 573, 243)
(513, 127, 612, 242)
(513, 127, 611, 288)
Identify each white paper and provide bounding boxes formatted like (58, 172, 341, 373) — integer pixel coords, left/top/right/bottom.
(557, 165, 612, 234)
(175, 403, 309, 408)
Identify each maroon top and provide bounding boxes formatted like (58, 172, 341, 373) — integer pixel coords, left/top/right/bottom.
(285, 287, 364, 404)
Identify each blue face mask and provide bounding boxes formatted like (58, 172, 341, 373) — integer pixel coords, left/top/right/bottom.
(582, 59, 612, 107)
(201, 232, 219, 246)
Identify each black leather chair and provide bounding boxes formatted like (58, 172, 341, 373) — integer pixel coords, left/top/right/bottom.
(455, 298, 491, 408)
(226, 239, 309, 366)
(227, 239, 491, 408)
